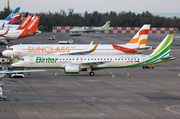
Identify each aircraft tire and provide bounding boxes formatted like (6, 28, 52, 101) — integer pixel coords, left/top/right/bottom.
(89, 72, 95, 76)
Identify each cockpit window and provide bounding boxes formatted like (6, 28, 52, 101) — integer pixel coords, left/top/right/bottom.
(9, 48, 13, 50)
(20, 58, 24, 61)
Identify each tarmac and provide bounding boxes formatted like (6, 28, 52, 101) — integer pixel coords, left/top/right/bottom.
(0, 32, 180, 119)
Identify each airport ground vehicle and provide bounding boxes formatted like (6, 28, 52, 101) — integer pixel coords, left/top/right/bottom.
(48, 36, 55, 40)
(0, 40, 8, 45)
(58, 39, 73, 44)
(143, 64, 154, 69)
(0, 58, 10, 64)
(8, 66, 25, 78)
(70, 32, 81, 36)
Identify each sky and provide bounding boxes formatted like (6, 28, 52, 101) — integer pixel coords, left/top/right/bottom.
(0, 0, 180, 14)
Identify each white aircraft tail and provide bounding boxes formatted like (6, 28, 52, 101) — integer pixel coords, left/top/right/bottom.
(126, 24, 150, 47)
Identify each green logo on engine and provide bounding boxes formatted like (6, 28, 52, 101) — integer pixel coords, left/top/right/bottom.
(36, 57, 58, 63)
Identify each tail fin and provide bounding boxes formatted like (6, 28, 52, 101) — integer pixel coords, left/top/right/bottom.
(7, 12, 20, 24)
(5, 7, 20, 21)
(16, 15, 32, 30)
(13, 12, 29, 25)
(100, 21, 111, 31)
(25, 16, 40, 32)
(18, 16, 40, 39)
(32, 14, 39, 20)
(127, 24, 150, 47)
(150, 34, 174, 58)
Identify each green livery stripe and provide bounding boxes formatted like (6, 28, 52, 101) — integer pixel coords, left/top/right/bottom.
(13, 60, 20, 64)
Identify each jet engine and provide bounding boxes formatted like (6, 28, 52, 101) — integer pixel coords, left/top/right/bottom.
(65, 64, 80, 74)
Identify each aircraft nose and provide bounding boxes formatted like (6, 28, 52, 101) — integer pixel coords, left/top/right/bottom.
(2, 50, 7, 57)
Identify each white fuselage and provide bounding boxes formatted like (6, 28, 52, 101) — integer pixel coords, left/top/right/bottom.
(12, 55, 149, 69)
(2, 44, 148, 58)
(0, 29, 23, 40)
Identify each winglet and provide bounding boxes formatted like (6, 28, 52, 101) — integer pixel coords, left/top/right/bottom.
(91, 42, 99, 51)
(1, 23, 5, 30)
(0, 28, 9, 36)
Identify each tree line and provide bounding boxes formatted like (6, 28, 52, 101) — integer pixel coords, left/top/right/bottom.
(1, 6, 180, 31)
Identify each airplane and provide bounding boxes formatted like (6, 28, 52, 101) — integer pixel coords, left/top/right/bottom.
(11, 34, 175, 76)
(0, 7, 20, 23)
(0, 69, 45, 100)
(2, 24, 151, 59)
(70, 21, 111, 35)
(1, 12, 29, 30)
(0, 16, 41, 42)
(2, 12, 20, 25)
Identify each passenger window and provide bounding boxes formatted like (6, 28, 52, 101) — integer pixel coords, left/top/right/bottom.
(9, 48, 13, 50)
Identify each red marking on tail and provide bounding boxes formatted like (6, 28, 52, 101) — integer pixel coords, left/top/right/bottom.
(18, 16, 40, 39)
(17, 15, 32, 30)
(139, 29, 149, 36)
(7, 15, 20, 24)
(112, 44, 138, 53)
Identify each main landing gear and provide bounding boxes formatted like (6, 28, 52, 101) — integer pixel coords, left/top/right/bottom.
(87, 68, 95, 76)
(89, 72, 95, 76)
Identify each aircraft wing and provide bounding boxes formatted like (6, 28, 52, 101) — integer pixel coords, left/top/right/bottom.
(62, 42, 99, 55)
(78, 61, 109, 66)
(0, 70, 46, 74)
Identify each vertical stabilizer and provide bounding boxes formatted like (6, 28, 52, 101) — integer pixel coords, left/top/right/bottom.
(127, 24, 150, 47)
(5, 7, 20, 21)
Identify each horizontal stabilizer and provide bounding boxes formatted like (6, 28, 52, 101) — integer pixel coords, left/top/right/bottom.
(135, 46, 152, 51)
(159, 56, 176, 60)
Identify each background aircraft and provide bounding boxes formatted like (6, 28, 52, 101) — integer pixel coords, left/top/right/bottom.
(11, 34, 175, 76)
(70, 21, 111, 35)
(0, 7, 20, 23)
(0, 12, 29, 30)
(2, 25, 151, 59)
(0, 16, 41, 42)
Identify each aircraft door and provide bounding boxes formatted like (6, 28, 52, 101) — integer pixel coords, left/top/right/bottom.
(141, 55, 146, 64)
(17, 46, 22, 57)
(17, 46, 22, 54)
(29, 56, 34, 65)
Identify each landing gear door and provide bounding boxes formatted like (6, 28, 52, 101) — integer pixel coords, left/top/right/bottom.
(29, 56, 34, 65)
